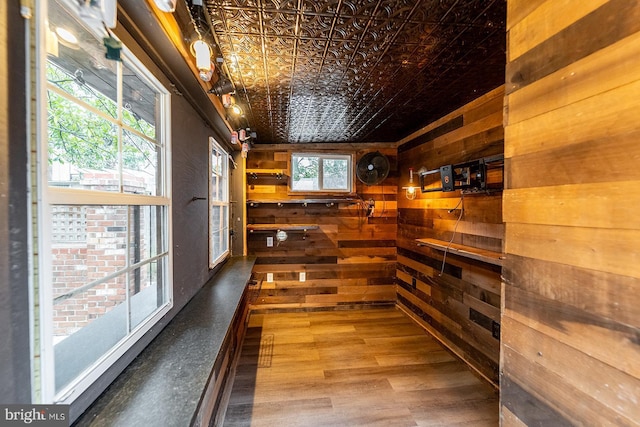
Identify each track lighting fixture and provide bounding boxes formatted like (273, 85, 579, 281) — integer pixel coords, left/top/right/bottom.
(199, 62, 214, 82)
(208, 77, 235, 96)
(190, 39, 212, 74)
(221, 93, 233, 108)
(153, 0, 177, 12)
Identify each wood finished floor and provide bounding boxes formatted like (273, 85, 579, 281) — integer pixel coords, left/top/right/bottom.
(223, 308, 499, 427)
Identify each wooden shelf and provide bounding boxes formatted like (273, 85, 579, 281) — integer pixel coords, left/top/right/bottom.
(247, 198, 359, 207)
(246, 169, 287, 177)
(247, 224, 319, 233)
(416, 237, 504, 266)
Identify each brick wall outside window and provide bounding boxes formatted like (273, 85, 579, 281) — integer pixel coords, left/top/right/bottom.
(51, 171, 149, 338)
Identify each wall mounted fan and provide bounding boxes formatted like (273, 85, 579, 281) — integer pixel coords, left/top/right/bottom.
(356, 152, 390, 185)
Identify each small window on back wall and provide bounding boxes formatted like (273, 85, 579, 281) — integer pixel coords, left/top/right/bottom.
(291, 153, 353, 193)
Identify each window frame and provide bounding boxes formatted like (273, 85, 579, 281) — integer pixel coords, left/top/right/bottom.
(289, 152, 355, 194)
(209, 137, 230, 269)
(37, 0, 173, 405)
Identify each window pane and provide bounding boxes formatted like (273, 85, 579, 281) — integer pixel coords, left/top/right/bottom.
(122, 62, 158, 140)
(122, 130, 160, 195)
(211, 230, 222, 262)
(129, 206, 166, 262)
(53, 275, 128, 392)
(291, 154, 351, 192)
(211, 173, 221, 201)
(323, 158, 349, 190)
(211, 205, 221, 233)
(47, 91, 119, 189)
(292, 156, 319, 191)
(51, 205, 127, 287)
(220, 207, 229, 254)
(211, 150, 227, 202)
(129, 258, 166, 330)
(46, 62, 117, 119)
(209, 138, 229, 268)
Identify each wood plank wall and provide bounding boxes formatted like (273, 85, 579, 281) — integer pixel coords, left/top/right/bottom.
(246, 145, 397, 311)
(502, 0, 640, 424)
(396, 86, 505, 386)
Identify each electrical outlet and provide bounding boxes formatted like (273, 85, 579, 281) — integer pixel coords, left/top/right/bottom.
(299, 272, 306, 282)
(366, 199, 375, 217)
(266, 236, 273, 247)
(266, 273, 273, 282)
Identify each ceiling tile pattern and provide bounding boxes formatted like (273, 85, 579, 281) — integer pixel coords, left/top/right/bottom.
(204, 0, 505, 144)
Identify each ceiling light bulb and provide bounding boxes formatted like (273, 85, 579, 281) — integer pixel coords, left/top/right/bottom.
(231, 104, 243, 115)
(154, 0, 177, 12)
(191, 39, 212, 72)
(55, 27, 78, 45)
(405, 186, 417, 200)
(404, 167, 417, 200)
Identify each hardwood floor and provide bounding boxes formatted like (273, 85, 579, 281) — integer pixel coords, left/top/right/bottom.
(223, 308, 499, 426)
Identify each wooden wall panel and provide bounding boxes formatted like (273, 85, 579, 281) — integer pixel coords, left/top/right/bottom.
(503, 0, 640, 425)
(246, 146, 397, 312)
(396, 86, 504, 386)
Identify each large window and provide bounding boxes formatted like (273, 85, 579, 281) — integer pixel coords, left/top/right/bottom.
(290, 153, 353, 192)
(40, 0, 172, 404)
(209, 137, 230, 268)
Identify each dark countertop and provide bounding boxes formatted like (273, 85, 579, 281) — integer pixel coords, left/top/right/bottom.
(74, 256, 256, 427)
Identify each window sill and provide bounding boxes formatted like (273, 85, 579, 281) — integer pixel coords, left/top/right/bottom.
(73, 256, 256, 426)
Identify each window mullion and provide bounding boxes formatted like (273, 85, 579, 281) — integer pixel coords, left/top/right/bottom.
(46, 85, 119, 125)
(125, 206, 132, 333)
(117, 61, 123, 193)
(318, 157, 324, 191)
(121, 122, 160, 147)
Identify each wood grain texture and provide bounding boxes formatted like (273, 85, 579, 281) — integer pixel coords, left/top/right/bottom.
(246, 147, 397, 310)
(508, 0, 608, 62)
(502, 316, 640, 424)
(502, 349, 631, 427)
(505, 30, 640, 126)
(504, 285, 640, 383)
(503, 0, 640, 424)
(503, 254, 640, 329)
(505, 0, 640, 94)
(223, 308, 498, 426)
(503, 181, 640, 229)
(504, 132, 640, 190)
(505, 223, 640, 279)
(506, 0, 546, 30)
(505, 78, 640, 159)
(397, 87, 504, 388)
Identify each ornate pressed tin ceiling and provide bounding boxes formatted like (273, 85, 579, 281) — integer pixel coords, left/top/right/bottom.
(202, 0, 506, 144)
